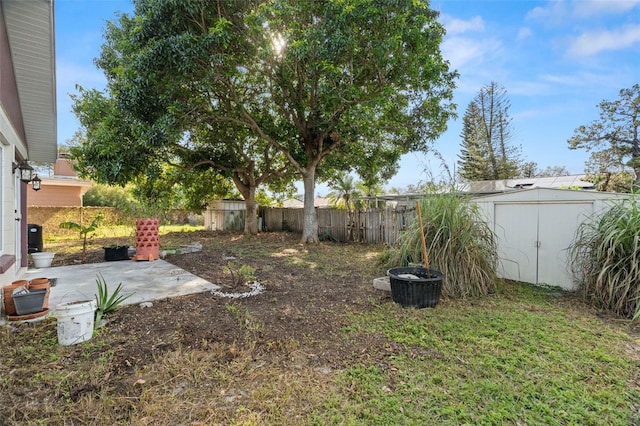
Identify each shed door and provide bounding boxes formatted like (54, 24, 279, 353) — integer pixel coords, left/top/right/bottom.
(537, 203, 593, 288)
(494, 203, 538, 284)
(494, 202, 593, 289)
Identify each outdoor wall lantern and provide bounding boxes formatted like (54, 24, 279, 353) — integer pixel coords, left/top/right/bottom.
(31, 174, 42, 191)
(13, 160, 41, 191)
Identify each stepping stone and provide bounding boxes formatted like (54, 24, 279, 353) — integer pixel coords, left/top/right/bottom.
(373, 276, 390, 292)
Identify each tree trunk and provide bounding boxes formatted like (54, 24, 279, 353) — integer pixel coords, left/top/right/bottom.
(232, 174, 259, 235)
(301, 169, 319, 244)
(243, 189, 259, 235)
(602, 172, 611, 192)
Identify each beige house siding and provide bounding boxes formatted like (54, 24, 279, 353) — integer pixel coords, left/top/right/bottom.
(28, 184, 87, 207)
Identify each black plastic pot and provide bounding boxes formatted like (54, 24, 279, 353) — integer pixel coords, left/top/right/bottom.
(104, 246, 130, 261)
(387, 267, 444, 308)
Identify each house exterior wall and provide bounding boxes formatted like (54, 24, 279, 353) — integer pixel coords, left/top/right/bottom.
(28, 185, 85, 207)
(0, 6, 25, 287)
(0, 0, 57, 293)
(27, 158, 92, 207)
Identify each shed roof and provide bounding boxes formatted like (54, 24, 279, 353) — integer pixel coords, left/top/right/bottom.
(473, 187, 632, 203)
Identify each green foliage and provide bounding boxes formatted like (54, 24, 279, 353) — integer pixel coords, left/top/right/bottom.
(254, 189, 276, 207)
(585, 170, 635, 193)
(83, 184, 136, 208)
(59, 214, 103, 263)
(326, 174, 361, 212)
(71, 0, 457, 243)
(225, 262, 256, 288)
(94, 273, 132, 328)
(568, 198, 640, 320)
(568, 84, 640, 192)
(379, 194, 498, 297)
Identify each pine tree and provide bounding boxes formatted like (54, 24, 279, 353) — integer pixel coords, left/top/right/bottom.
(457, 82, 521, 181)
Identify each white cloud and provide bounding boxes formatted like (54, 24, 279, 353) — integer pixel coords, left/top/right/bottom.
(527, 0, 639, 22)
(567, 25, 640, 56)
(526, 2, 570, 23)
(540, 70, 636, 93)
(518, 27, 533, 41)
(442, 36, 502, 70)
(571, 0, 640, 18)
(440, 15, 485, 35)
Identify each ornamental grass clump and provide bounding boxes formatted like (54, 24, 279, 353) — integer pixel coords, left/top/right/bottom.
(568, 198, 640, 320)
(379, 194, 498, 298)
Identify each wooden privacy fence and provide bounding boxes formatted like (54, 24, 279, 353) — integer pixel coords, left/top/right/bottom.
(261, 207, 417, 245)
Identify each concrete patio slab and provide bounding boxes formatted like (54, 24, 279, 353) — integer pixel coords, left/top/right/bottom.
(24, 259, 220, 315)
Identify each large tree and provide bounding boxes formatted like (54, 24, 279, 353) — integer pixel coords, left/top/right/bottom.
(568, 84, 640, 191)
(73, 0, 456, 243)
(457, 82, 521, 181)
(71, 3, 295, 234)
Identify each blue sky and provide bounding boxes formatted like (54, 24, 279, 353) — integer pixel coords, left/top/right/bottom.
(54, 0, 640, 193)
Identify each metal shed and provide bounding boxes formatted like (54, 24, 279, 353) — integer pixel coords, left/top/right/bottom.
(473, 188, 631, 290)
(204, 200, 246, 231)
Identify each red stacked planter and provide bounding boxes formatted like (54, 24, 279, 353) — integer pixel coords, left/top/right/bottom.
(134, 218, 159, 261)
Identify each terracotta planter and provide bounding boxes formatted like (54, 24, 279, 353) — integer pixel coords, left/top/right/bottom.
(3, 280, 29, 316)
(134, 218, 159, 261)
(28, 278, 51, 310)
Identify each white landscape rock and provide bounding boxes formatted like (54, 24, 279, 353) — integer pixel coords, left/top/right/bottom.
(397, 273, 421, 280)
(373, 276, 391, 291)
(211, 281, 265, 299)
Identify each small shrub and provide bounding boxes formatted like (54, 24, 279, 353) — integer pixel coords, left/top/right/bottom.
(568, 198, 640, 320)
(225, 262, 256, 288)
(59, 214, 103, 263)
(379, 194, 498, 298)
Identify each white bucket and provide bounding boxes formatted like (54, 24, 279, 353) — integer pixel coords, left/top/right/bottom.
(56, 300, 97, 346)
(32, 252, 55, 268)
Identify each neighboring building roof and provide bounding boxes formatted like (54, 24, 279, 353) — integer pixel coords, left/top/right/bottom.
(282, 198, 304, 208)
(455, 175, 596, 194)
(354, 175, 598, 208)
(280, 197, 333, 208)
(2, 0, 57, 162)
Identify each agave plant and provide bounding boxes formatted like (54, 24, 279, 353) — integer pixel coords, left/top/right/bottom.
(568, 198, 640, 320)
(94, 273, 132, 328)
(379, 193, 498, 298)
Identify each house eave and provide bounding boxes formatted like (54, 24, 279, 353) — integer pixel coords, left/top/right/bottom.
(3, 0, 57, 162)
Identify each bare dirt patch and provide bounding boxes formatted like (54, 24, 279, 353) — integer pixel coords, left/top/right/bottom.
(2, 231, 395, 424)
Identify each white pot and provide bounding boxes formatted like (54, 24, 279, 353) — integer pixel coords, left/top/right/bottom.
(31, 252, 55, 268)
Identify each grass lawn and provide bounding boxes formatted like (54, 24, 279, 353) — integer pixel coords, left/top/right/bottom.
(326, 282, 639, 425)
(2, 231, 639, 425)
